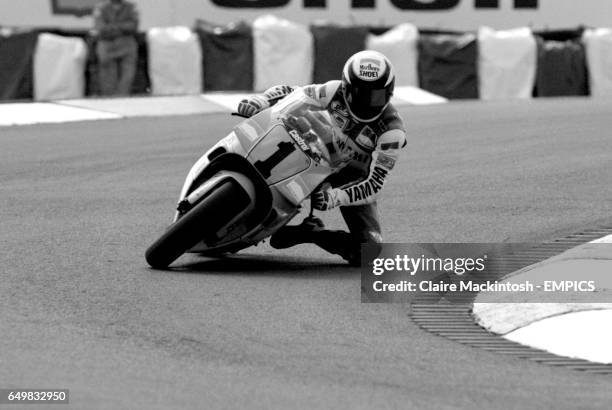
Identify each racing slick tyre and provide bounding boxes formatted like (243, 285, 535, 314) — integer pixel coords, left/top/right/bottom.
(145, 179, 251, 269)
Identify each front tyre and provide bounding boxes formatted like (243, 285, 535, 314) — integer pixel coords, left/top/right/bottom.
(145, 179, 251, 269)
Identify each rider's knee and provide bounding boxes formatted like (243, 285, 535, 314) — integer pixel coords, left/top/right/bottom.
(360, 230, 383, 258)
(366, 230, 382, 244)
(358, 229, 381, 244)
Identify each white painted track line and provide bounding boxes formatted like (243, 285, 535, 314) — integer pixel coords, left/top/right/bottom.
(1, 87, 447, 128)
(474, 235, 612, 364)
(0, 103, 121, 126)
(505, 309, 612, 364)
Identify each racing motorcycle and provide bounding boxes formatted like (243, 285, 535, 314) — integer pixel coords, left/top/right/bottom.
(145, 88, 348, 269)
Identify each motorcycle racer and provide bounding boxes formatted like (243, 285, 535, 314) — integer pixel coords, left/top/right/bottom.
(237, 50, 407, 265)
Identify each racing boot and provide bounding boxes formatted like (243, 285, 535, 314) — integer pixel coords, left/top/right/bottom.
(270, 215, 326, 250)
(270, 216, 361, 266)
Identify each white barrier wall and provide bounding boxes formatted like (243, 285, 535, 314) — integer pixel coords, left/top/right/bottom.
(583, 29, 612, 97)
(253, 15, 314, 91)
(147, 27, 202, 95)
(478, 27, 537, 100)
(34, 33, 87, 101)
(367, 23, 418, 87)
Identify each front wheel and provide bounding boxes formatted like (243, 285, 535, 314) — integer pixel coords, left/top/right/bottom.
(145, 179, 251, 269)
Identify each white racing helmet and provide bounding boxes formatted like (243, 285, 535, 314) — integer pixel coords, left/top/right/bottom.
(341, 50, 395, 122)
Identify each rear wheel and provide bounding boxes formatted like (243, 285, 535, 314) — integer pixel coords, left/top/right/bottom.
(145, 179, 251, 269)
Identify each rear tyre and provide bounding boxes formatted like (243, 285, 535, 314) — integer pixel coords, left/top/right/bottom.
(145, 179, 250, 269)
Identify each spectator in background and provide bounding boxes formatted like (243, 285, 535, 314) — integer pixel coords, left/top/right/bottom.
(93, 0, 139, 96)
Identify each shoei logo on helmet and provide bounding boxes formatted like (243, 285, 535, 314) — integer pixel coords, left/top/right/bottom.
(357, 58, 384, 81)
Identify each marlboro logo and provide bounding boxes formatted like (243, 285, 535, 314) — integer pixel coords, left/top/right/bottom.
(358, 59, 382, 81)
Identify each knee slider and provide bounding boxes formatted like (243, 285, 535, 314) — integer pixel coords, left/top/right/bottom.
(364, 230, 382, 245)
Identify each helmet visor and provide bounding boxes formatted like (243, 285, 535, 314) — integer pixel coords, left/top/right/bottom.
(346, 85, 390, 120)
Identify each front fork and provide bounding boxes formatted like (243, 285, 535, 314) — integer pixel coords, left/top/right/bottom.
(173, 171, 257, 223)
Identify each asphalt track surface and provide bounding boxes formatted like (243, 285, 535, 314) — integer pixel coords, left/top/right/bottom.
(1, 98, 612, 409)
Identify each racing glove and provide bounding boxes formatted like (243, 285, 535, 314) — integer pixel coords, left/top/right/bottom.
(311, 183, 347, 211)
(237, 95, 269, 118)
(264, 85, 294, 103)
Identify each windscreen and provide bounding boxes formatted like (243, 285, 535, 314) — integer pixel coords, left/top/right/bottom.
(271, 89, 345, 169)
(247, 124, 311, 185)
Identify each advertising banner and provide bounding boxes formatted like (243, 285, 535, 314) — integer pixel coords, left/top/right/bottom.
(5, 1, 612, 31)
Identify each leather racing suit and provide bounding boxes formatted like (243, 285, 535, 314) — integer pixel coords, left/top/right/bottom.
(241, 81, 407, 263)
